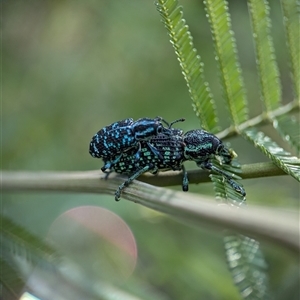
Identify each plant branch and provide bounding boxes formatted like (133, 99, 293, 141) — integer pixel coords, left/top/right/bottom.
(140, 162, 285, 187)
(218, 99, 299, 139)
(1, 170, 298, 254)
(1, 162, 285, 192)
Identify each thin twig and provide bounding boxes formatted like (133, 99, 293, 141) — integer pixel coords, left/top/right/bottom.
(140, 162, 286, 187)
(217, 100, 299, 139)
(1, 162, 285, 191)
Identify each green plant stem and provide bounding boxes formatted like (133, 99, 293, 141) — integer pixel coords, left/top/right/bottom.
(140, 162, 285, 187)
(1, 169, 298, 254)
(218, 99, 299, 139)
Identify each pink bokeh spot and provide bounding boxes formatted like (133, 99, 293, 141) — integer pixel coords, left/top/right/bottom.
(48, 205, 137, 281)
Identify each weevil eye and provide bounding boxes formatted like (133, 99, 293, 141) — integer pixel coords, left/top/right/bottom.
(157, 125, 164, 133)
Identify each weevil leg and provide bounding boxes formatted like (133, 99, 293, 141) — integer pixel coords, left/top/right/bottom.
(201, 161, 246, 196)
(146, 142, 164, 160)
(134, 142, 142, 162)
(101, 154, 123, 172)
(115, 165, 151, 201)
(182, 164, 189, 192)
(101, 163, 111, 172)
(103, 169, 113, 180)
(227, 178, 246, 197)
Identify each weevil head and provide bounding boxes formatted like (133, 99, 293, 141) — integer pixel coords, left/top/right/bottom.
(183, 129, 226, 165)
(183, 129, 220, 163)
(216, 144, 237, 164)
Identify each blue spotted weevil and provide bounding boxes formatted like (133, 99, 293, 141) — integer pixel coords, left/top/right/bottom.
(89, 117, 185, 171)
(89, 118, 245, 200)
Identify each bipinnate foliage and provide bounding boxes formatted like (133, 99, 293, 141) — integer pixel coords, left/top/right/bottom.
(1, 0, 299, 299)
(156, 0, 299, 299)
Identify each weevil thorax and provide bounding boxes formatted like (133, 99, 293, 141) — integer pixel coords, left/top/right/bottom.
(183, 129, 222, 165)
(132, 117, 168, 141)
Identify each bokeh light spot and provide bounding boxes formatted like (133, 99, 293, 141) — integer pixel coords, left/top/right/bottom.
(47, 206, 137, 282)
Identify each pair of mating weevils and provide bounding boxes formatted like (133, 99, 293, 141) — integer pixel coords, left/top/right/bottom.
(89, 117, 245, 201)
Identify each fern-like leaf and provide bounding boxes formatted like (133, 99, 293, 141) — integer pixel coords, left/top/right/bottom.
(1, 215, 61, 273)
(274, 115, 300, 154)
(281, 0, 300, 99)
(204, 0, 248, 126)
(248, 0, 281, 111)
(1, 216, 160, 300)
(0, 258, 25, 300)
(210, 158, 245, 206)
(211, 174, 245, 206)
(243, 128, 300, 181)
(210, 162, 270, 299)
(155, 0, 219, 132)
(224, 234, 270, 300)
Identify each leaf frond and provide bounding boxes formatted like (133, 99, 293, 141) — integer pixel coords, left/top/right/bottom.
(210, 161, 270, 299)
(243, 128, 300, 180)
(281, 0, 300, 99)
(224, 234, 271, 300)
(248, 0, 281, 111)
(211, 174, 245, 206)
(204, 0, 248, 126)
(155, 0, 219, 132)
(0, 258, 25, 300)
(210, 158, 245, 206)
(274, 114, 300, 154)
(1, 215, 61, 273)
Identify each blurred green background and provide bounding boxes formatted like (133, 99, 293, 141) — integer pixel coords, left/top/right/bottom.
(2, 0, 299, 299)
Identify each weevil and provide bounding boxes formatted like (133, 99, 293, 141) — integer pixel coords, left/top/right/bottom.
(89, 117, 185, 171)
(90, 121, 245, 200)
